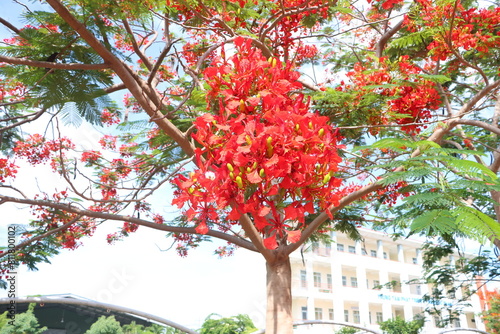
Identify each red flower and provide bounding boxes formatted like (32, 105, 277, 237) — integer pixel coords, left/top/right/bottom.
(172, 38, 343, 250)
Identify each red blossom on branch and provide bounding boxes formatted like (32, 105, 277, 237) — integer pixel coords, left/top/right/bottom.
(172, 37, 343, 249)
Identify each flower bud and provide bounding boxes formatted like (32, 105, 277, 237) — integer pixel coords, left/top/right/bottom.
(235, 176, 244, 188)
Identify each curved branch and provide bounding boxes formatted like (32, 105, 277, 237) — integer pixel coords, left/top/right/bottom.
(0, 107, 47, 132)
(0, 17, 21, 34)
(121, 18, 154, 71)
(0, 55, 109, 70)
(0, 195, 257, 252)
(45, 0, 196, 157)
(0, 215, 83, 260)
(147, 38, 180, 85)
(285, 79, 500, 254)
(375, 19, 403, 58)
(454, 119, 500, 137)
(284, 180, 384, 254)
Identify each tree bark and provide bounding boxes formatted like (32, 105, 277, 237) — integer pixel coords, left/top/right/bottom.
(266, 254, 293, 334)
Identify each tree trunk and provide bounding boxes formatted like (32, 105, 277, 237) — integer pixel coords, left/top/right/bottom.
(490, 190, 500, 250)
(266, 254, 293, 334)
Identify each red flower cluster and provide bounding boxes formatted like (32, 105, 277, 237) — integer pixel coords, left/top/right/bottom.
(30, 191, 96, 250)
(405, 0, 500, 60)
(344, 56, 441, 134)
(101, 109, 121, 126)
(172, 37, 343, 249)
(0, 158, 18, 183)
(368, 0, 404, 10)
(81, 150, 102, 164)
(13, 134, 75, 165)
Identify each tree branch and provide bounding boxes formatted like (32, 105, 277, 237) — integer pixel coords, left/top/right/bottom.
(45, 0, 196, 157)
(0, 215, 83, 260)
(0, 107, 47, 133)
(375, 19, 403, 58)
(0, 17, 21, 34)
(0, 55, 109, 70)
(454, 119, 500, 137)
(0, 195, 257, 252)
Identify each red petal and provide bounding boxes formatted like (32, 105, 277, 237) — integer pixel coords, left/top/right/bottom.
(264, 154, 279, 167)
(195, 222, 209, 234)
(286, 230, 301, 243)
(258, 206, 271, 217)
(253, 215, 269, 230)
(284, 205, 298, 220)
(263, 234, 278, 250)
(227, 207, 241, 220)
(247, 169, 263, 183)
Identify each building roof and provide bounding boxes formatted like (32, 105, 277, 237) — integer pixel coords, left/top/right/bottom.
(0, 294, 170, 332)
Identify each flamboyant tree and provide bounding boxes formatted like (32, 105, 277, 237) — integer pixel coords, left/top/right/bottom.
(1, 0, 500, 332)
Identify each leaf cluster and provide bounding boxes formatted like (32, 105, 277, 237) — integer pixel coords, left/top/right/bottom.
(363, 138, 500, 244)
(199, 314, 257, 334)
(0, 304, 47, 334)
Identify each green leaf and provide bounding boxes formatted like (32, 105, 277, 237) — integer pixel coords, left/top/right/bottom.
(366, 138, 412, 149)
(410, 209, 456, 234)
(419, 74, 452, 84)
(446, 159, 498, 180)
(452, 206, 500, 244)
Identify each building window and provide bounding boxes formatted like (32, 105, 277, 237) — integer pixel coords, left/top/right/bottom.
(344, 310, 349, 322)
(328, 309, 334, 320)
(301, 306, 308, 320)
(313, 272, 321, 288)
(312, 242, 319, 254)
(325, 243, 331, 256)
(353, 310, 360, 324)
(348, 245, 356, 254)
(412, 257, 418, 264)
(300, 270, 307, 288)
(373, 280, 380, 289)
(371, 250, 377, 257)
(337, 243, 344, 252)
(315, 308, 323, 320)
(383, 252, 388, 259)
(453, 319, 461, 328)
(376, 312, 383, 323)
(351, 277, 358, 288)
(416, 285, 422, 295)
(362, 248, 367, 255)
(327, 274, 332, 290)
(342, 276, 347, 286)
(369, 312, 372, 324)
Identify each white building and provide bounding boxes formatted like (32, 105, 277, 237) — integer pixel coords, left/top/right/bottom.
(290, 228, 487, 333)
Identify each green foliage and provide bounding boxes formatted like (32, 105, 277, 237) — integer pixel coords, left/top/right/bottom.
(85, 316, 124, 334)
(0, 304, 47, 334)
(0, 311, 8, 328)
(378, 316, 425, 334)
(364, 137, 500, 244)
(335, 327, 357, 334)
(122, 321, 167, 334)
(199, 314, 257, 334)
